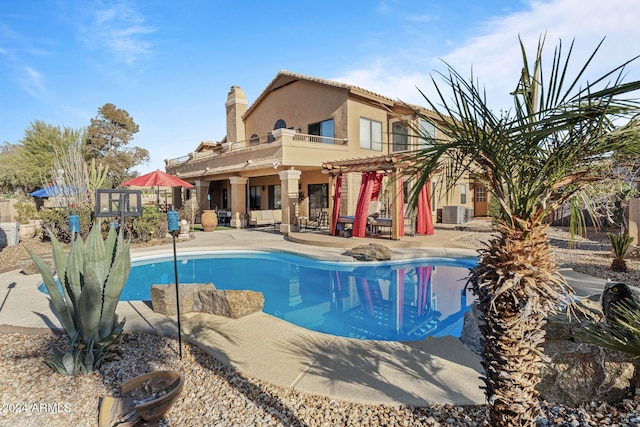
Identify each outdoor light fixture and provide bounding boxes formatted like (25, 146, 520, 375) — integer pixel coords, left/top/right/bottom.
(272, 161, 280, 169)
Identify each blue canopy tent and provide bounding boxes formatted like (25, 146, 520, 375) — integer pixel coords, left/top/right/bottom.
(29, 184, 76, 198)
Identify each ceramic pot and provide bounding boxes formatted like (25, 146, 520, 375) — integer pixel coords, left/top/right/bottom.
(201, 210, 218, 232)
(119, 370, 184, 423)
(18, 222, 36, 240)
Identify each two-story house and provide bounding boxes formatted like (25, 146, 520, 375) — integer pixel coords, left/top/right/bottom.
(165, 70, 481, 235)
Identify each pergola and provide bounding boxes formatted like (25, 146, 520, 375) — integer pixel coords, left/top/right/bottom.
(322, 154, 432, 240)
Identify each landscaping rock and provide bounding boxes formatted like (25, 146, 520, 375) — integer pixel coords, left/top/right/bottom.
(194, 289, 264, 319)
(343, 243, 392, 261)
(151, 283, 216, 316)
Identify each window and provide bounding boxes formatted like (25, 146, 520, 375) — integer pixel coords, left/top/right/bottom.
(307, 183, 328, 220)
(249, 134, 260, 145)
(475, 186, 486, 202)
(460, 184, 467, 204)
(274, 119, 287, 130)
(418, 119, 436, 148)
(268, 185, 281, 209)
(392, 122, 408, 152)
(249, 186, 261, 210)
(360, 117, 382, 151)
(308, 119, 334, 143)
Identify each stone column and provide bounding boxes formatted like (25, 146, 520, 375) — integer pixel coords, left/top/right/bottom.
(194, 180, 209, 223)
(278, 168, 302, 235)
(171, 186, 183, 211)
(229, 176, 248, 229)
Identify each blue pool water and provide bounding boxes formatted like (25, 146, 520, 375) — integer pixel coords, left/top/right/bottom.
(126, 251, 477, 341)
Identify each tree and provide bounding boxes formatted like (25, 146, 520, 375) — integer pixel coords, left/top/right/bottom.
(15, 121, 83, 193)
(404, 37, 640, 426)
(86, 103, 149, 186)
(0, 142, 21, 193)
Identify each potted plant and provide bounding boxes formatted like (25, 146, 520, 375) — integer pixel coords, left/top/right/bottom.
(14, 200, 38, 239)
(26, 221, 130, 375)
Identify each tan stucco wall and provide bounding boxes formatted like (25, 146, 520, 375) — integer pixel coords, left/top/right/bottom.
(244, 80, 348, 140)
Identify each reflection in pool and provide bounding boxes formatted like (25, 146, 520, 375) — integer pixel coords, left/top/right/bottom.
(124, 251, 477, 341)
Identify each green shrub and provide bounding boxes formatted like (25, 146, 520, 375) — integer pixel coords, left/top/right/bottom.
(578, 298, 640, 358)
(39, 205, 93, 243)
(13, 200, 38, 224)
(127, 205, 167, 243)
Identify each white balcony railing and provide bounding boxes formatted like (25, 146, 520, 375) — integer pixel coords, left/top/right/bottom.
(165, 131, 347, 166)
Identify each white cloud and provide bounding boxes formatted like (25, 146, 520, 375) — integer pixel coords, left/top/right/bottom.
(22, 66, 45, 97)
(335, 0, 640, 112)
(78, 0, 155, 65)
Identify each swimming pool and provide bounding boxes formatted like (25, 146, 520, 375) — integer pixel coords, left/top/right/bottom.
(126, 251, 477, 341)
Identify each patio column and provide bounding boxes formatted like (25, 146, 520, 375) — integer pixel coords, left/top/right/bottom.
(389, 170, 404, 240)
(229, 176, 248, 229)
(171, 186, 183, 211)
(194, 180, 209, 222)
(278, 168, 301, 235)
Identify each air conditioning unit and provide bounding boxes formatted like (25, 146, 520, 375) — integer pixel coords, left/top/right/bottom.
(442, 206, 467, 224)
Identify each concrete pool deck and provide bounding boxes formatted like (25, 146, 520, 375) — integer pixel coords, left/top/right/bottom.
(0, 227, 608, 406)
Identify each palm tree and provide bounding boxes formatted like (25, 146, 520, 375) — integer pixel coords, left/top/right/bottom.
(404, 37, 640, 426)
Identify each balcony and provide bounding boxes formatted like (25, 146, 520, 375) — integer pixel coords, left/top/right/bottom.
(166, 128, 347, 168)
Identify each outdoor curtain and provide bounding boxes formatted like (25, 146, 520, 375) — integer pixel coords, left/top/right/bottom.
(416, 182, 434, 235)
(353, 172, 382, 237)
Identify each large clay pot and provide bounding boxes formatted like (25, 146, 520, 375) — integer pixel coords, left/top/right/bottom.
(18, 222, 36, 240)
(201, 210, 218, 232)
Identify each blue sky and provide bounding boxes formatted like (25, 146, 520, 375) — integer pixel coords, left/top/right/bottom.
(2, 0, 639, 173)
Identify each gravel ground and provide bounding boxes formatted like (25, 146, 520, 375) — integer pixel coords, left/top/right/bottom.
(1, 225, 640, 426)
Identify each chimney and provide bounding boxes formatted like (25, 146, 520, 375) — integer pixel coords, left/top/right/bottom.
(225, 86, 247, 143)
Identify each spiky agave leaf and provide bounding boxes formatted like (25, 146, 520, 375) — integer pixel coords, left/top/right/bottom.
(65, 236, 84, 318)
(24, 246, 77, 337)
(98, 243, 130, 339)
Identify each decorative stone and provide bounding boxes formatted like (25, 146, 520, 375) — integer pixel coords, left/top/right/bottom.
(194, 289, 264, 319)
(343, 243, 392, 261)
(151, 283, 216, 316)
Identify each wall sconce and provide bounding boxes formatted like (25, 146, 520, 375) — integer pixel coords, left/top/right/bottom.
(261, 186, 265, 191)
(272, 161, 280, 169)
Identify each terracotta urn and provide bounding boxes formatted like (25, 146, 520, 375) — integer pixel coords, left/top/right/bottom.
(201, 210, 218, 232)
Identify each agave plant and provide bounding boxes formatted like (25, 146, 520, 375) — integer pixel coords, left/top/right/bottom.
(26, 221, 130, 375)
(608, 232, 634, 272)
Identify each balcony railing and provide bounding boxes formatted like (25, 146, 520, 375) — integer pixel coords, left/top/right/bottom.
(166, 130, 347, 166)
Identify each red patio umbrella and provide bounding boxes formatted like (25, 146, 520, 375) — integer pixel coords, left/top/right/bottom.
(121, 169, 193, 209)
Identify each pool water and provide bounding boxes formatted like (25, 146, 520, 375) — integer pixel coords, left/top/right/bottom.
(126, 251, 477, 341)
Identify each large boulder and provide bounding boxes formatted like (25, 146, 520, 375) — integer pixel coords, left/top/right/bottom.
(194, 289, 264, 319)
(343, 243, 392, 261)
(151, 283, 216, 316)
(460, 296, 640, 405)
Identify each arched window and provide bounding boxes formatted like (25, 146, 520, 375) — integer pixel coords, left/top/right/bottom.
(249, 134, 260, 145)
(274, 119, 287, 130)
